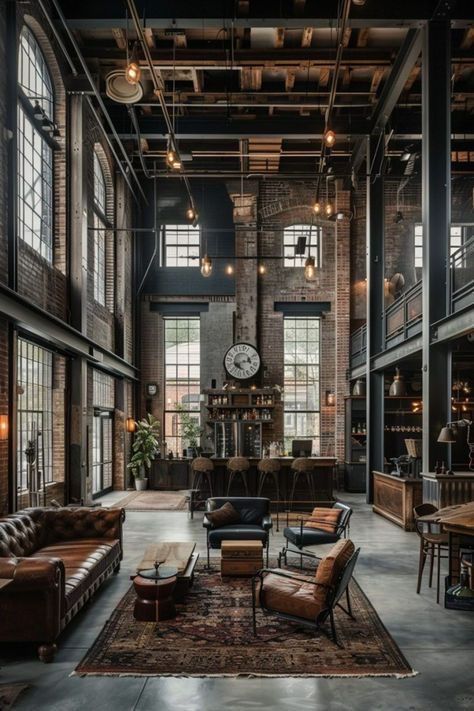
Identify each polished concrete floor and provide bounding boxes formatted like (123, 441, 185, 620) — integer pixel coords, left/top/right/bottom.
(1, 492, 473, 711)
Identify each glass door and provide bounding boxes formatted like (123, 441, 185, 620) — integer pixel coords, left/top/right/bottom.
(92, 410, 113, 497)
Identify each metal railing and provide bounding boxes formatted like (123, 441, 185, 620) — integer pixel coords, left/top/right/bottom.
(350, 324, 367, 369)
(384, 280, 423, 349)
(449, 236, 474, 313)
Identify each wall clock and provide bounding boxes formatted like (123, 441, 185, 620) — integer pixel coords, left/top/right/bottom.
(224, 343, 261, 381)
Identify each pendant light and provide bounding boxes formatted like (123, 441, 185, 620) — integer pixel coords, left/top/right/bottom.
(186, 206, 198, 222)
(225, 263, 234, 276)
(324, 129, 336, 147)
(304, 255, 316, 282)
(201, 255, 212, 277)
(258, 263, 266, 275)
(313, 200, 321, 215)
(125, 60, 141, 85)
(325, 202, 333, 217)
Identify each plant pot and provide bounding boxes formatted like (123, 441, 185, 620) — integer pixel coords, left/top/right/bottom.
(135, 477, 148, 491)
(186, 447, 197, 459)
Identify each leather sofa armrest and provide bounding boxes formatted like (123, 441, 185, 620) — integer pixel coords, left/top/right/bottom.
(0, 556, 64, 592)
(262, 514, 273, 531)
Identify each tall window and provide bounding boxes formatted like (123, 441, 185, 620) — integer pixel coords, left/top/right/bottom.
(92, 370, 114, 496)
(284, 225, 321, 267)
(93, 151, 107, 305)
(164, 318, 200, 455)
(414, 224, 471, 269)
(283, 318, 320, 454)
(17, 26, 54, 262)
(163, 224, 200, 267)
(17, 339, 53, 491)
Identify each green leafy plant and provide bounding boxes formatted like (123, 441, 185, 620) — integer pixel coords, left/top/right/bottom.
(127, 413, 160, 478)
(175, 404, 203, 449)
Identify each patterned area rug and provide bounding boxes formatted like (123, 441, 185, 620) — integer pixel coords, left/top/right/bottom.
(112, 490, 188, 511)
(0, 684, 28, 709)
(75, 561, 415, 678)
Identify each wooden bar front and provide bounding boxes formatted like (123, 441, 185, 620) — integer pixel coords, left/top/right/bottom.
(422, 472, 474, 509)
(372, 470, 423, 531)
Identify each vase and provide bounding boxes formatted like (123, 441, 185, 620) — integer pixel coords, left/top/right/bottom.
(135, 477, 148, 491)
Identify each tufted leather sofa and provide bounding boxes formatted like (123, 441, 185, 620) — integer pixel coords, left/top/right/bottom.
(0, 506, 125, 662)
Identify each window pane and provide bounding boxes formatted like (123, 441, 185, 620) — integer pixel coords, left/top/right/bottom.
(164, 225, 201, 267)
(164, 318, 201, 454)
(283, 225, 320, 267)
(283, 318, 320, 454)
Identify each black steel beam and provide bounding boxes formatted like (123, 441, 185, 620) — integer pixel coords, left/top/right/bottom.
(352, 29, 423, 173)
(58, 0, 474, 28)
(421, 20, 452, 472)
(365, 133, 386, 502)
(0, 284, 137, 381)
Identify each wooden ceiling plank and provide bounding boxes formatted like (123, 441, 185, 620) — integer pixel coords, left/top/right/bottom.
(357, 28, 369, 48)
(285, 69, 296, 92)
(460, 27, 474, 49)
(301, 27, 313, 48)
(112, 27, 127, 50)
(143, 28, 155, 49)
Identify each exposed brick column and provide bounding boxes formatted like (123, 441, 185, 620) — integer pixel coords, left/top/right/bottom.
(227, 182, 259, 346)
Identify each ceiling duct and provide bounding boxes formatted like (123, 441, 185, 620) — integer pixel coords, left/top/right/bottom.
(105, 70, 144, 104)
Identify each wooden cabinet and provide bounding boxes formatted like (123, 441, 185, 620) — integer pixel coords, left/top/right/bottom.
(149, 460, 190, 490)
(372, 470, 423, 531)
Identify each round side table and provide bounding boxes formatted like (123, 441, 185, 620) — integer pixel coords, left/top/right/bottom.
(133, 563, 178, 622)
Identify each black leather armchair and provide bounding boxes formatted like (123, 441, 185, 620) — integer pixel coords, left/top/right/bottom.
(203, 497, 273, 567)
(281, 502, 352, 568)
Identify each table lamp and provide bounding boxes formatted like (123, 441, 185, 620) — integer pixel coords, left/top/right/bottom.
(437, 418, 474, 471)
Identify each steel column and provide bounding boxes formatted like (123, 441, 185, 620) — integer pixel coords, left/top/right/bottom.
(421, 21, 451, 472)
(365, 133, 386, 502)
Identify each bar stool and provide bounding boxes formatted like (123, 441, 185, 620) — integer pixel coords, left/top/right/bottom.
(257, 458, 281, 531)
(413, 503, 449, 604)
(191, 457, 214, 497)
(226, 457, 250, 496)
(289, 458, 315, 510)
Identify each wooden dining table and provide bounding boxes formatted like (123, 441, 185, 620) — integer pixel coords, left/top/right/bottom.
(418, 501, 474, 585)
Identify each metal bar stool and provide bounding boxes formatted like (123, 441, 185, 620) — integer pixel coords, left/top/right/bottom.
(226, 457, 250, 496)
(289, 457, 316, 511)
(257, 458, 281, 531)
(191, 457, 214, 499)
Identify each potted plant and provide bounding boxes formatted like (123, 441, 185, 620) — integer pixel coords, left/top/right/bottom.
(127, 413, 160, 490)
(176, 404, 203, 458)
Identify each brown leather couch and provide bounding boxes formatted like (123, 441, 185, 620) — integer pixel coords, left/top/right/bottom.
(0, 506, 125, 662)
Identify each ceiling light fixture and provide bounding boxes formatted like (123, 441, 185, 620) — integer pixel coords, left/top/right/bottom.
(125, 60, 141, 85)
(201, 255, 212, 277)
(352, 0, 366, 5)
(304, 256, 316, 282)
(225, 264, 234, 276)
(336, 211, 345, 221)
(313, 201, 321, 215)
(325, 202, 333, 217)
(258, 263, 266, 275)
(324, 129, 336, 147)
(186, 206, 197, 222)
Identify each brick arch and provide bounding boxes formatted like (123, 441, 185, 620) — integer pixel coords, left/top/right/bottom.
(21, 15, 67, 275)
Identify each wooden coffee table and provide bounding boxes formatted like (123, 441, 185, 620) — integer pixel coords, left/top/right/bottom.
(134, 542, 199, 602)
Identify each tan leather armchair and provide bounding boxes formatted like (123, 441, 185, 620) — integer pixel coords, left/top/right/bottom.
(0, 506, 125, 662)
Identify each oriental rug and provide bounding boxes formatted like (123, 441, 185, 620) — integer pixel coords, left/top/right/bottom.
(112, 490, 188, 511)
(75, 561, 415, 678)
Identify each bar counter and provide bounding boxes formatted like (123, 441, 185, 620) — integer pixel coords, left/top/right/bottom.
(150, 456, 337, 505)
(372, 470, 423, 531)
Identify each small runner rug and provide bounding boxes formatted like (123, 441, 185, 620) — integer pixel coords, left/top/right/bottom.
(75, 560, 415, 678)
(112, 490, 188, 511)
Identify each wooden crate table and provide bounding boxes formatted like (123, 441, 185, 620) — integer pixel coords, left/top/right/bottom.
(221, 540, 263, 577)
(133, 542, 199, 602)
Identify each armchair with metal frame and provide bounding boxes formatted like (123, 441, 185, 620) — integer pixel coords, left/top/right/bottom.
(203, 497, 273, 568)
(280, 502, 352, 569)
(252, 546, 360, 647)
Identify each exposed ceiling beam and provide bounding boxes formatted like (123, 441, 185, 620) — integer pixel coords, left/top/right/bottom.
(319, 67, 330, 88)
(301, 27, 313, 48)
(111, 27, 127, 50)
(285, 69, 296, 92)
(357, 28, 369, 47)
(460, 27, 474, 49)
(352, 28, 423, 172)
(275, 28, 285, 48)
(143, 27, 155, 49)
(370, 67, 385, 96)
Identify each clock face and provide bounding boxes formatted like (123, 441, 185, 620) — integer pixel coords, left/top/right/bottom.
(224, 343, 261, 380)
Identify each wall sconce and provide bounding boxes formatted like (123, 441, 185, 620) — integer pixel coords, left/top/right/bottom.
(125, 417, 136, 433)
(0, 415, 8, 440)
(326, 390, 336, 407)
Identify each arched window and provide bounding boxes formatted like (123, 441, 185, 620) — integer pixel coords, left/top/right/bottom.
(17, 25, 54, 262)
(93, 151, 107, 305)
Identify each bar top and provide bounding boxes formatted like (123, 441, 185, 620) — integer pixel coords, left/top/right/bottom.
(210, 456, 337, 464)
(422, 471, 474, 480)
(373, 470, 422, 483)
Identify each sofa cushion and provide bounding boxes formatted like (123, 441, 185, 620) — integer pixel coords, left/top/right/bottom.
(261, 571, 321, 620)
(207, 497, 269, 520)
(304, 507, 342, 533)
(239, 507, 262, 525)
(0, 514, 44, 557)
(313, 539, 355, 610)
(31, 538, 120, 612)
(283, 526, 340, 548)
(208, 525, 268, 548)
(206, 502, 240, 528)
